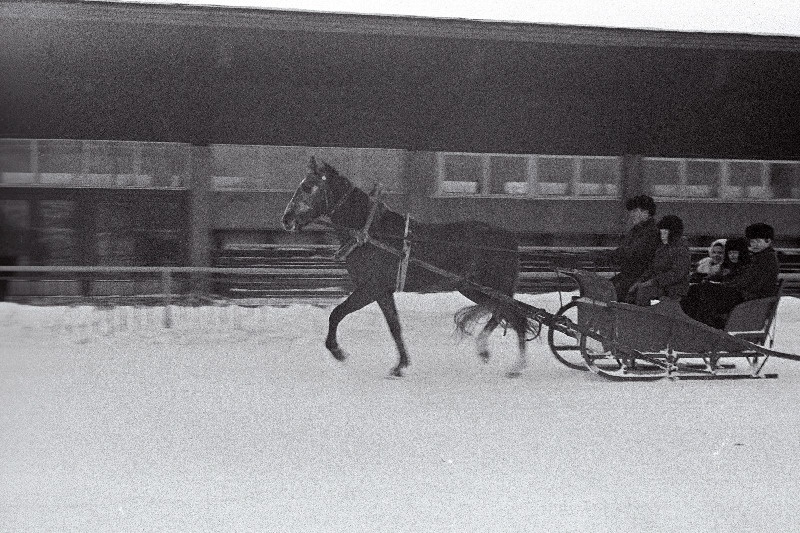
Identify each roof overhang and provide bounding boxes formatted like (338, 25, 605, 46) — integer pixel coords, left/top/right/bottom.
(4, 0, 800, 52)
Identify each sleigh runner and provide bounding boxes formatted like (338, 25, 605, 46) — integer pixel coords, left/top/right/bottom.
(283, 157, 798, 380)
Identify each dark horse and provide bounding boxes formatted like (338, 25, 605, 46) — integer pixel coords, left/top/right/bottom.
(282, 157, 535, 377)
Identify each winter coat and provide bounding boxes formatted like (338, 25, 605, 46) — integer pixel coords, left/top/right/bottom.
(606, 217, 661, 299)
(723, 247, 779, 301)
(637, 237, 691, 299)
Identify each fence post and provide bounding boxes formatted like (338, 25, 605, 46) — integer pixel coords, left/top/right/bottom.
(162, 268, 173, 328)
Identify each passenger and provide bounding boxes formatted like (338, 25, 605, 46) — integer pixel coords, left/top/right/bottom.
(682, 223, 779, 329)
(628, 215, 691, 306)
(722, 223, 779, 300)
(690, 238, 726, 283)
(593, 195, 661, 303)
(708, 237, 749, 281)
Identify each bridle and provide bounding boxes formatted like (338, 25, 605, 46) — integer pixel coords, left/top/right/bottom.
(314, 172, 355, 220)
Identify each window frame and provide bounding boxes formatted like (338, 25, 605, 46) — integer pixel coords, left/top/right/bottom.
(0, 139, 189, 189)
(436, 152, 621, 198)
(644, 157, 800, 200)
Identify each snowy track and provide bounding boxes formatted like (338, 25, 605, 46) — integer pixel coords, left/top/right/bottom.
(2, 293, 800, 532)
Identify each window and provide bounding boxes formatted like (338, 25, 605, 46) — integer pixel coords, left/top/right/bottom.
(684, 160, 716, 197)
(0, 140, 35, 184)
(576, 157, 620, 196)
(82, 141, 138, 187)
(644, 157, 800, 199)
(489, 156, 528, 194)
(438, 153, 620, 197)
(769, 162, 800, 199)
(643, 158, 681, 196)
(644, 158, 717, 197)
(535, 156, 572, 196)
(39, 140, 82, 185)
(141, 143, 187, 187)
(257, 146, 313, 191)
(1, 139, 186, 188)
(722, 160, 766, 198)
(439, 153, 483, 194)
(212, 144, 266, 189)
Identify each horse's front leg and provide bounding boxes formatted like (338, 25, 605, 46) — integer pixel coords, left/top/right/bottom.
(326, 287, 375, 361)
(376, 292, 409, 377)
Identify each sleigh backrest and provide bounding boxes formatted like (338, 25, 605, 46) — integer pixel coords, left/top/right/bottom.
(724, 279, 783, 345)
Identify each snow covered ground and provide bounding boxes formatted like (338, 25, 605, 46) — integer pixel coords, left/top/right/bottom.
(2, 291, 800, 532)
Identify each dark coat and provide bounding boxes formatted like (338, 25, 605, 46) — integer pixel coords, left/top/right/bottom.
(606, 218, 661, 299)
(723, 246, 779, 301)
(637, 237, 691, 299)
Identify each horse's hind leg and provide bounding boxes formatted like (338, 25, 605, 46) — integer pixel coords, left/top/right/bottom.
(326, 287, 374, 361)
(506, 314, 529, 378)
(375, 292, 409, 377)
(477, 314, 501, 363)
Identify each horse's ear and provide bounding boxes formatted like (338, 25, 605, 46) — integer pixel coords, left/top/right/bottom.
(308, 156, 317, 173)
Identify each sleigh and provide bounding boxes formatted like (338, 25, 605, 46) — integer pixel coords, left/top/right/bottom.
(546, 269, 791, 380)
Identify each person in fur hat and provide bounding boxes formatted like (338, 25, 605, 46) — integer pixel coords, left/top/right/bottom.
(682, 223, 779, 329)
(593, 195, 661, 302)
(723, 223, 779, 301)
(627, 215, 691, 306)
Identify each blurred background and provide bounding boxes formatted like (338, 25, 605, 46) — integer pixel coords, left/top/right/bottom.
(2, 0, 799, 302)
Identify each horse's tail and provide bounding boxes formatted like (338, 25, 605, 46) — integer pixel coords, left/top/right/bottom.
(454, 300, 542, 340)
(454, 304, 494, 337)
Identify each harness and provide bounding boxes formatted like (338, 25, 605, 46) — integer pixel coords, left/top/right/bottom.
(325, 180, 355, 219)
(331, 184, 384, 262)
(318, 179, 412, 292)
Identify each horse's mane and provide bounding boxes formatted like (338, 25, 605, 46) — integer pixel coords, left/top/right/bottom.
(319, 162, 342, 179)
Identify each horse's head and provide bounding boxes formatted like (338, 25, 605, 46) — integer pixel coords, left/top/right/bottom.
(281, 156, 353, 232)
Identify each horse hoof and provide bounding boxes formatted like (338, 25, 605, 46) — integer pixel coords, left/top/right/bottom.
(506, 364, 526, 378)
(389, 367, 404, 378)
(329, 347, 347, 361)
(479, 350, 490, 364)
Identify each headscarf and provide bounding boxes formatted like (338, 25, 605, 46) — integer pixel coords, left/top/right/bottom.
(696, 238, 726, 275)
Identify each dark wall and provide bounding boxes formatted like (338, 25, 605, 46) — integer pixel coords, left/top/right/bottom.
(1, 17, 196, 142)
(0, 187, 189, 266)
(3, 3, 800, 159)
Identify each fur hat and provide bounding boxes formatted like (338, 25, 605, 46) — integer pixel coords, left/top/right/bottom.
(625, 195, 656, 216)
(745, 223, 774, 240)
(724, 237, 750, 264)
(657, 215, 684, 243)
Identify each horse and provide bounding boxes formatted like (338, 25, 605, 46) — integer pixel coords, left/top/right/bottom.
(281, 157, 537, 377)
